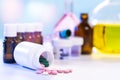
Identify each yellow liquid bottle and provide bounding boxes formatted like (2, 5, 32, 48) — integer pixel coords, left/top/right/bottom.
(91, 0, 120, 56)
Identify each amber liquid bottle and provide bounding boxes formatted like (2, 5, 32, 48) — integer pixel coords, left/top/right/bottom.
(75, 13, 93, 55)
(3, 24, 17, 63)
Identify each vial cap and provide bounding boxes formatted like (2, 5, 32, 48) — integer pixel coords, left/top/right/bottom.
(25, 23, 35, 32)
(34, 23, 43, 32)
(4, 23, 17, 37)
(17, 23, 26, 32)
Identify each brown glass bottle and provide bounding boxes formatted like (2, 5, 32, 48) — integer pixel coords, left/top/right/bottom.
(15, 24, 25, 45)
(75, 13, 93, 55)
(3, 37, 16, 63)
(34, 24, 43, 44)
(3, 24, 17, 63)
(24, 24, 35, 43)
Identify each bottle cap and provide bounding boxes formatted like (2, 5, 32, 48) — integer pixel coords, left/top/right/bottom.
(59, 29, 71, 38)
(34, 23, 43, 32)
(17, 23, 26, 32)
(81, 13, 88, 21)
(25, 23, 35, 32)
(4, 23, 17, 37)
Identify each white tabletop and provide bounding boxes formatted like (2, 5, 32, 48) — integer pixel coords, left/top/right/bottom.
(1, 40, 120, 80)
(1, 53, 120, 80)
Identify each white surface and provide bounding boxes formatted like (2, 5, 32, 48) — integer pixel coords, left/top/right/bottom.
(1, 53, 120, 80)
(1, 40, 120, 80)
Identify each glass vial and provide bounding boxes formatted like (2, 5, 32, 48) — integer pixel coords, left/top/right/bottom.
(3, 23, 17, 63)
(24, 24, 35, 42)
(15, 23, 25, 45)
(34, 23, 43, 44)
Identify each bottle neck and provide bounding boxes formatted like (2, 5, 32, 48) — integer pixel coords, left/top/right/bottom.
(81, 20, 88, 23)
(64, 0, 73, 13)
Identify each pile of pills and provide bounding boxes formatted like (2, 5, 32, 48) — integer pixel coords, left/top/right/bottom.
(36, 64, 72, 75)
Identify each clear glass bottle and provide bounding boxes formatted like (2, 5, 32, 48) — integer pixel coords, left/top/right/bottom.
(91, 0, 120, 24)
(91, 0, 120, 53)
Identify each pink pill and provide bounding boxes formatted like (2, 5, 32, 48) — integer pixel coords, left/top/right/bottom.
(47, 70, 52, 74)
(63, 69, 72, 73)
(45, 69, 52, 73)
(69, 69, 72, 73)
(36, 70, 44, 74)
(57, 70, 64, 73)
(49, 70, 58, 75)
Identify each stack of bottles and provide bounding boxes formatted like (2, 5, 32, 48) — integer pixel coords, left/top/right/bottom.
(3, 23, 43, 63)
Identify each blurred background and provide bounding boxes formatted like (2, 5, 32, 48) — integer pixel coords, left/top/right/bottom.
(0, 0, 103, 39)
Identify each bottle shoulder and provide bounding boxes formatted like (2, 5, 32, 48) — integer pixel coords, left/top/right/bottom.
(78, 22, 92, 29)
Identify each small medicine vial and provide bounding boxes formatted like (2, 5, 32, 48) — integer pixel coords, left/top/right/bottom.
(15, 23, 25, 45)
(3, 23, 17, 63)
(14, 41, 54, 69)
(24, 24, 35, 43)
(34, 23, 43, 44)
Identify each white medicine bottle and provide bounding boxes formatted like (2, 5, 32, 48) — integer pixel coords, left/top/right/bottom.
(14, 41, 54, 69)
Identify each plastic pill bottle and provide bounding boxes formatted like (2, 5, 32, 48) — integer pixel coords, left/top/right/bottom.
(14, 41, 54, 69)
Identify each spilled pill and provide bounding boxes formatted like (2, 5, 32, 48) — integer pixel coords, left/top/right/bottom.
(63, 69, 72, 73)
(36, 64, 72, 75)
(49, 70, 58, 75)
(36, 70, 44, 74)
(57, 70, 64, 73)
